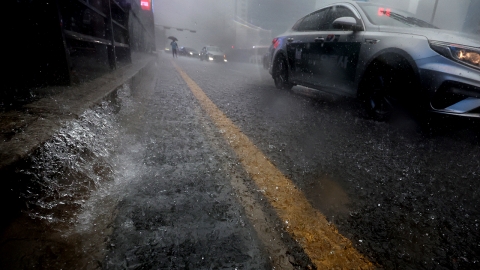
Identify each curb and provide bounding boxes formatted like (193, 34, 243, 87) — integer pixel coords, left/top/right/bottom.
(0, 53, 157, 231)
(0, 54, 157, 172)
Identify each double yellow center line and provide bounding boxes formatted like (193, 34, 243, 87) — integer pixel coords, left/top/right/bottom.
(172, 61, 374, 269)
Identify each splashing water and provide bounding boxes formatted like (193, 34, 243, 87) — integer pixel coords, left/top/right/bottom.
(0, 83, 149, 269)
(19, 101, 119, 224)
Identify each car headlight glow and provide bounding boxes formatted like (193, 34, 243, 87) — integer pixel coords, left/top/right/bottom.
(451, 47, 480, 67)
(429, 41, 480, 70)
(208, 57, 214, 61)
(189, 52, 193, 55)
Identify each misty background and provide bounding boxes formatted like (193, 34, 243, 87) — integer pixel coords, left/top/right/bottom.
(153, 0, 479, 52)
(153, 0, 316, 51)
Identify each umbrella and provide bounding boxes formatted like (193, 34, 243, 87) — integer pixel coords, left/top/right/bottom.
(168, 36, 178, 41)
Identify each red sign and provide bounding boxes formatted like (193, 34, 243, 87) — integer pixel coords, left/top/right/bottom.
(140, 0, 151, 11)
(378, 7, 391, 17)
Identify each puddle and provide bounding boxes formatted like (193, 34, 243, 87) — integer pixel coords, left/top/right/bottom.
(305, 176, 351, 218)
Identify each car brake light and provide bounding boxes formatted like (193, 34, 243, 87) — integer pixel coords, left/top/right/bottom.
(272, 38, 280, 49)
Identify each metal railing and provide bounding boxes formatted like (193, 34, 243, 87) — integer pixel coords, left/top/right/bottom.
(59, 0, 132, 71)
(3, 0, 155, 102)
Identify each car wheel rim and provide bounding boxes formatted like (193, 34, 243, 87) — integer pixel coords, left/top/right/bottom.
(368, 75, 393, 117)
(275, 59, 288, 89)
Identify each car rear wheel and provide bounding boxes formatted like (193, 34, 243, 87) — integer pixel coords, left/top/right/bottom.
(273, 55, 293, 90)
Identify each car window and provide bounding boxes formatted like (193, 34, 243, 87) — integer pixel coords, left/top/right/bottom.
(207, 46, 221, 52)
(324, 5, 357, 30)
(291, 17, 304, 31)
(295, 8, 330, 31)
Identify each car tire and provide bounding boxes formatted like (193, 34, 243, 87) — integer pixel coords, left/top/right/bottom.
(273, 55, 293, 90)
(359, 65, 396, 121)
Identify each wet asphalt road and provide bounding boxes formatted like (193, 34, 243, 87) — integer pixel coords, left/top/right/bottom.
(113, 53, 480, 269)
(2, 52, 479, 269)
(104, 58, 274, 269)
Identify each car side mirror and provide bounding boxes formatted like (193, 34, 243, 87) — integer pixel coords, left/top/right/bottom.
(332, 17, 363, 31)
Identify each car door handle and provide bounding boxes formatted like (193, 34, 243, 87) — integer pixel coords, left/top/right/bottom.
(365, 39, 380, 44)
(314, 37, 325, 42)
(287, 38, 294, 42)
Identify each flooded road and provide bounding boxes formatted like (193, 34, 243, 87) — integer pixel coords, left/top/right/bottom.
(174, 55, 480, 269)
(1, 53, 479, 269)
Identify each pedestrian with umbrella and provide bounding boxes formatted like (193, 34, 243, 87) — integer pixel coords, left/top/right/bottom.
(169, 36, 178, 58)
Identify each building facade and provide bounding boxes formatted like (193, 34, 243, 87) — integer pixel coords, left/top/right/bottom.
(234, 0, 272, 49)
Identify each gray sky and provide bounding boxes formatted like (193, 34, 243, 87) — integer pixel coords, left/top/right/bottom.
(153, 0, 478, 49)
(154, 0, 234, 48)
(153, 0, 316, 49)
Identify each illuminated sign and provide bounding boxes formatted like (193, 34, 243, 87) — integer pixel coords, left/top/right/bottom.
(378, 7, 391, 17)
(140, 0, 151, 11)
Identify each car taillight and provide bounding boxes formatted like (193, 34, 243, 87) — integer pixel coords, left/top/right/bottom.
(272, 38, 280, 49)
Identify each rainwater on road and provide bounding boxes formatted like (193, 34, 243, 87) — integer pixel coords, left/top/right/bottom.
(1, 52, 479, 269)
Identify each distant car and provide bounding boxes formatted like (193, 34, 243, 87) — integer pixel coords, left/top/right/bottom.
(178, 47, 199, 57)
(200, 46, 227, 62)
(267, 1, 480, 120)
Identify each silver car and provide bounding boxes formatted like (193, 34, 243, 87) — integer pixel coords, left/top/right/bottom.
(200, 46, 227, 62)
(268, 1, 480, 120)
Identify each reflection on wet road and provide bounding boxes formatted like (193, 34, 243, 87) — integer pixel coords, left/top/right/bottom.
(1, 53, 479, 269)
(172, 54, 479, 269)
(173, 60, 373, 269)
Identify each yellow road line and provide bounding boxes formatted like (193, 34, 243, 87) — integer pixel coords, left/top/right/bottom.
(172, 61, 375, 269)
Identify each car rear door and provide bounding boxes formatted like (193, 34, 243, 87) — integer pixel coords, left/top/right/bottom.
(285, 7, 331, 83)
(307, 5, 364, 95)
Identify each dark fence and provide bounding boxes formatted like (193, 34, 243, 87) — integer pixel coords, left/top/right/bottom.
(4, 0, 155, 105)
